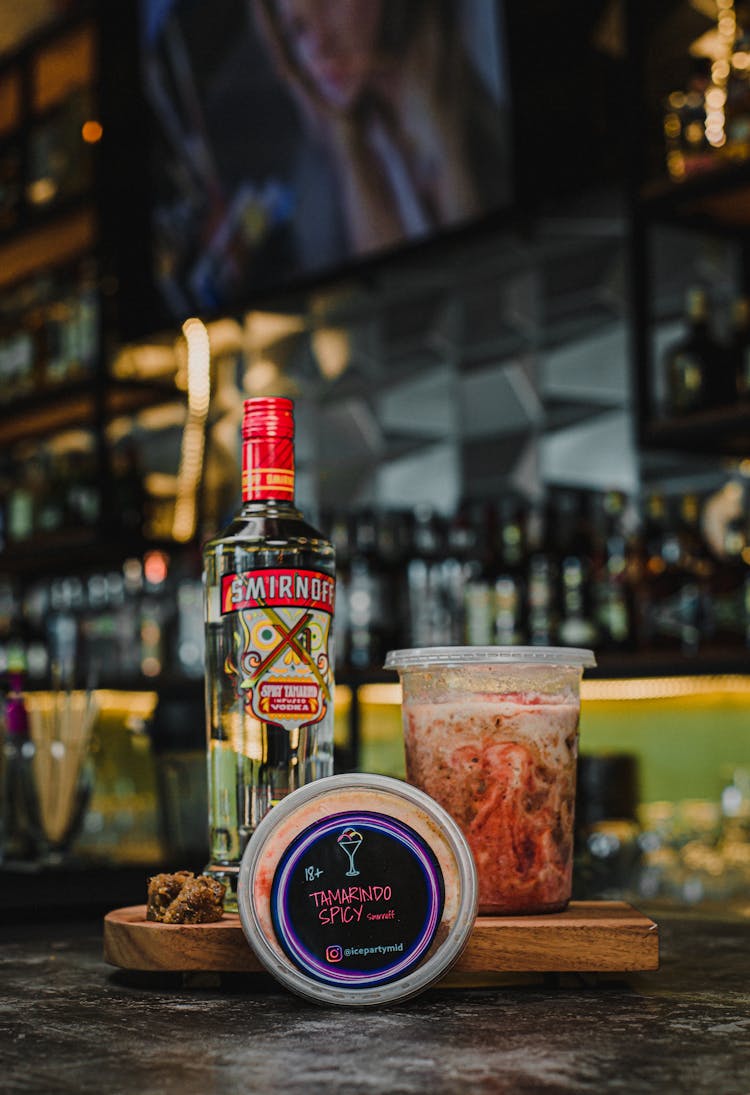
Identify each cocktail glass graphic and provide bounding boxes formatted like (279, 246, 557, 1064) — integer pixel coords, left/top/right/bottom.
(337, 827, 363, 877)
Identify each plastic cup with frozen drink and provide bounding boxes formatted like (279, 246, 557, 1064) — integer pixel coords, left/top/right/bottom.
(385, 647, 596, 915)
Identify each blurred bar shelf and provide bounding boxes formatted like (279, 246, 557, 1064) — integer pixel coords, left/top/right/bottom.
(640, 160, 750, 234)
(592, 649, 750, 680)
(0, 530, 183, 576)
(641, 401, 750, 455)
(0, 379, 179, 447)
(339, 651, 750, 688)
(0, 205, 96, 292)
(0, 193, 95, 252)
(21, 675, 203, 698)
(0, 526, 106, 573)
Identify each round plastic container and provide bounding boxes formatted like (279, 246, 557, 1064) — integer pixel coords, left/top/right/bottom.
(385, 646, 596, 915)
(237, 773, 477, 1006)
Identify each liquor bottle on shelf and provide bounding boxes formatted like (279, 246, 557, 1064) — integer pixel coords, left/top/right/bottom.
(663, 288, 716, 416)
(139, 552, 175, 680)
(0, 474, 7, 556)
(347, 510, 386, 670)
(47, 578, 80, 685)
(75, 259, 100, 377)
(527, 498, 558, 646)
(43, 292, 72, 388)
(464, 502, 496, 646)
(407, 505, 450, 647)
(726, 23, 750, 160)
(65, 443, 100, 529)
(175, 573, 204, 680)
(115, 565, 142, 681)
(707, 495, 750, 648)
(377, 509, 410, 657)
(110, 439, 145, 537)
(202, 397, 335, 907)
(326, 512, 351, 671)
(35, 259, 100, 389)
(20, 583, 49, 682)
(6, 459, 35, 544)
(641, 492, 708, 655)
(730, 298, 750, 399)
(638, 492, 675, 651)
(1, 661, 41, 863)
(35, 450, 65, 535)
(591, 491, 636, 652)
(493, 497, 526, 646)
(0, 318, 36, 403)
(442, 505, 477, 646)
(0, 580, 17, 675)
(26, 88, 94, 214)
(556, 490, 598, 648)
(676, 491, 713, 651)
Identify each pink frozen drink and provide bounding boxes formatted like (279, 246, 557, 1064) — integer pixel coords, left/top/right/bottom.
(386, 648, 595, 915)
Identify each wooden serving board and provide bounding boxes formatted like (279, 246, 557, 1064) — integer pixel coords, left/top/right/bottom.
(104, 901, 658, 979)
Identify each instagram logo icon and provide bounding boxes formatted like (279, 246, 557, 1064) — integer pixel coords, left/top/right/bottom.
(325, 945, 343, 963)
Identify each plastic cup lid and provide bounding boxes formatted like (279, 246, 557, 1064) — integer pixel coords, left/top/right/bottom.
(384, 646, 597, 670)
(237, 773, 478, 1007)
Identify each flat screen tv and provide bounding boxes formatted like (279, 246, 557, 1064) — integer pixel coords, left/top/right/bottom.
(138, 0, 514, 323)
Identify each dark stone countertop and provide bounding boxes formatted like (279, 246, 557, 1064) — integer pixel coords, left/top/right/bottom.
(1, 911, 749, 1095)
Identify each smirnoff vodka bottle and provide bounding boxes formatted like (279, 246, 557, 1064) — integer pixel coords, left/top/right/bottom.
(202, 397, 335, 907)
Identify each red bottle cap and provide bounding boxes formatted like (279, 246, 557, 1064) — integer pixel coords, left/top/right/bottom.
(242, 397, 295, 502)
(243, 398, 295, 440)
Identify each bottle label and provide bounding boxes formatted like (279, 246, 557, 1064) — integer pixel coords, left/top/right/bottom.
(242, 437, 294, 501)
(220, 568, 334, 730)
(269, 810, 445, 988)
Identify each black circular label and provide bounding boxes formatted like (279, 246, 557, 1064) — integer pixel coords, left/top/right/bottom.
(270, 810, 445, 987)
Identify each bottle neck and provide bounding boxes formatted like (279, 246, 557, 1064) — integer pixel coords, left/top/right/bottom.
(242, 431, 295, 505)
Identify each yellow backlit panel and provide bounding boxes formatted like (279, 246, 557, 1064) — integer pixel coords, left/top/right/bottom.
(359, 683, 401, 706)
(26, 689, 159, 719)
(582, 675, 750, 702)
(354, 677, 750, 705)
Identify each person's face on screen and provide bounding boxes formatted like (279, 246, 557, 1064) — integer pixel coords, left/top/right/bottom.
(276, 0, 384, 109)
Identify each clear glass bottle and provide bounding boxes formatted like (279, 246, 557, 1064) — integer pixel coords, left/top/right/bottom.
(202, 398, 335, 908)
